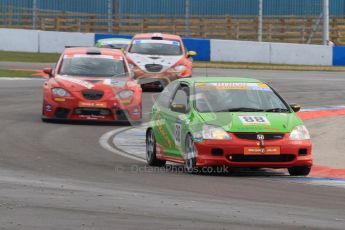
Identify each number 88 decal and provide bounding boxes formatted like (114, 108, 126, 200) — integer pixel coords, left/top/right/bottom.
(239, 115, 270, 125)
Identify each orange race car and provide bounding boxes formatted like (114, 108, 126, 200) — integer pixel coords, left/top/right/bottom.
(41, 47, 142, 124)
(126, 33, 196, 90)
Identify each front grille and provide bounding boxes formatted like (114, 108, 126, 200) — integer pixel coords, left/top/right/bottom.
(234, 133, 285, 140)
(54, 107, 70, 119)
(75, 108, 111, 116)
(228, 154, 295, 163)
(145, 64, 163, 72)
(82, 90, 104, 100)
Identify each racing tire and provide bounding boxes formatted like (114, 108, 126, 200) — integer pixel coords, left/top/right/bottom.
(184, 134, 198, 174)
(146, 129, 166, 167)
(288, 166, 311, 176)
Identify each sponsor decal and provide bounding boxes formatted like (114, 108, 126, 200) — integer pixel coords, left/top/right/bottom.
(174, 119, 182, 147)
(45, 104, 52, 112)
(155, 109, 173, 148)
(78, 115, 105, 120)
(244, 146, 280, 155)
(239, 115, 270, 125)
(78, 102, 107, 108)
(133, 39, 181, 46)
(195, 82, 271, 91)
(64, 54, 115, 59)
(58, 76, 94, 89)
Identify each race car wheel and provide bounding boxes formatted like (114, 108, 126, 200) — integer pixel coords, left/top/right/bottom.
(288, 166, 311, 176)
(184, 134, 197, 173)
(146, 129, 166, 167)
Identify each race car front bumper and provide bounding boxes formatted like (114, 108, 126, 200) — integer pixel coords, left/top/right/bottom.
(193, 134, 312, 169)
(42, 97, 141, 122)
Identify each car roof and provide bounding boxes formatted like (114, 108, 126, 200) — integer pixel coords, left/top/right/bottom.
(97, 38, 131, 43)
(63, 47, 124, 57)
(132, 33, 182, 41)
(180, 77, 262, 84)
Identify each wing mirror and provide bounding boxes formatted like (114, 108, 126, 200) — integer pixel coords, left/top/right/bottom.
(43, 68, 53, 78)
(171, 103, 187, 113)
(290, 104, 301, 112)
(187, 51, 197, 58)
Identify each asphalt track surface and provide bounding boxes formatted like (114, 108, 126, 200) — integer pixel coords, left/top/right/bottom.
(0, 68, 345, 229)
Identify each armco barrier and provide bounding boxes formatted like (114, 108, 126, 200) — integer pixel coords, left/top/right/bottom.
(0, 28, 39, 52)
(211, 40, 270, 63)
(0, 28, 340, 66)
(333, 46, 345, 66)
(95, 33, 211, 61)
(270, 43, 332, 66)
(211, 39, 333, 66)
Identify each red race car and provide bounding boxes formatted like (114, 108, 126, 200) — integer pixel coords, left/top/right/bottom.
(42, 47, 142, 124)
(126, 33, 196, 90)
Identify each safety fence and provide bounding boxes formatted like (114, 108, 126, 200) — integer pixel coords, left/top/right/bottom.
(1, 5, 345, 44)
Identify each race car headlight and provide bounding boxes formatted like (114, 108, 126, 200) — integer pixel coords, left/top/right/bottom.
(52, 88, 71, 97)
(201, 124, 232, 140)
(173, 65, 187, 72)
(116, 90, 134, 99)
(289, 125, 310, 140)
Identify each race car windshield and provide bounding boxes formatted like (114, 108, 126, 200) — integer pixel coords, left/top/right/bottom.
(129, 39, 182, 55)
(195, 82, 290, 113)
(59, 55, 127, 77)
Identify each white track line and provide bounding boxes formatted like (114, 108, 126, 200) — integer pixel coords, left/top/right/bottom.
(99, 127, 146, 163)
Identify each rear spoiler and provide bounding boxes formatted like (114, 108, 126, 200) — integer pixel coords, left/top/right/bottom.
(64, 46, 102, 55)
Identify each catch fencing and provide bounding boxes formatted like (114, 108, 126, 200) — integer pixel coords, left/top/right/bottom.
(0, 0, 342, 44)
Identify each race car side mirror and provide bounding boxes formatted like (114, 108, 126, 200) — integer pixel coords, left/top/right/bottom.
(187, 51, 197, 58)
(171, 103, 187, 113)
(290, 104, 301, 112)
(43, 68, 53, 78)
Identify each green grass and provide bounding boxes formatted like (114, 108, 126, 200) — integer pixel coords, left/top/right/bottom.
(0, 51, 59, 63)
(0, 69, 37, 78)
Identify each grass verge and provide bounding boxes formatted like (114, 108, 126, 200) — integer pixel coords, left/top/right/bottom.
(0, 51, 59, 63)
(0, 69, 37, 78)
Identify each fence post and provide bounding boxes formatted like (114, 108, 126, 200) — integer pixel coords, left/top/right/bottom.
(185, 0, 190, 37)
(107, 0, 113, 33)
(323, 0, 330, 45)
(258, 0, 263, 42)
(32, 0, 38, 30)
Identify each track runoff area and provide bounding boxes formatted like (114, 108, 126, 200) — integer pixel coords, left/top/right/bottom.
(1, 68, 345, 229)
(100, 68, 345, 188)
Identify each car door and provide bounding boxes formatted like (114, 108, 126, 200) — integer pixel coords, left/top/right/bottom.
(164, 83, 190, 158)
(152, 81, 179, 152)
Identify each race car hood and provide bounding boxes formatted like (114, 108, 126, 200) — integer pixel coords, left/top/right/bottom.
(197, 112, 303, 133)
(54, 75, 130, 93)
(127, 53, 183, 73)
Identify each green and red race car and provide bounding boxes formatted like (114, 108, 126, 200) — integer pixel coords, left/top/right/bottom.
(146, 77, 312, 176)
